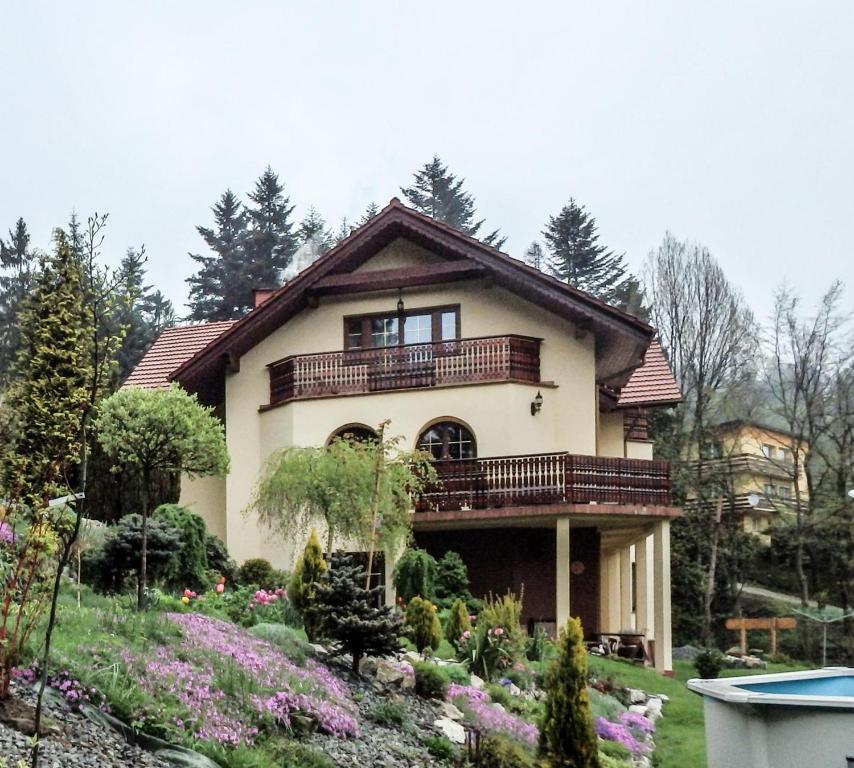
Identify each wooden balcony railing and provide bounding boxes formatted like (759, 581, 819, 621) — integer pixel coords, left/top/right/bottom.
(268, 335, 541, 405)
(415, 453, 672, 512)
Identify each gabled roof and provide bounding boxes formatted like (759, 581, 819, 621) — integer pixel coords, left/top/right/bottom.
(171, 198, 656, 395)
(616, 340, 682, 407)
(122, 321, 236, 389)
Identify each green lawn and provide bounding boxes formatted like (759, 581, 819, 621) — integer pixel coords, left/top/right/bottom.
(588, 657, 809, 768)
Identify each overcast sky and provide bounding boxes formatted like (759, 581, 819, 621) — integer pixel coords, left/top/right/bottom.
(1, 2, 852, 321)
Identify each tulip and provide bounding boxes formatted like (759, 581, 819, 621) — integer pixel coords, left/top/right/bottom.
(181, 596, 190, 605)
(215, 583, 225, 594)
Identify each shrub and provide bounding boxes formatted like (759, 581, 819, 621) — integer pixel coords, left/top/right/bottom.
(413, 660, 448, 699)
(695, 648, 725, 679)
(481, 591, 525, 650)
(406, 596, 443, 654)
(538, 618, 600, 768)
(248, 623, 313, 665)
(598, 738, 632, 760)
(206, 532, 237, 583)
(422, 734, 457, 761)
(237, 558, 275, 588)
(82, 514, 182, 593)
(477, 733, 540, 768)
(587, 688, 626, 722)
(155, 504, 210, 591)
(458, 623, 516, 681)
(445, 598, 472, 648)
(309, 552, 403, 673)
(526, 627, 551, 662)
(393, 548, 437, 602)
(442, 663, 471, 685)
(435, 550, 470, 601)
(268, 739, 336, 768)
(487, 682, 512, 707)
(368, 699, 408, 727)
(288, 530, 327, 641)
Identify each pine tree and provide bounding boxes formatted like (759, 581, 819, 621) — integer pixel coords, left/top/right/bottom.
(334, 217, 352, 244)
(115, 247, 175, 379)
(0, 218, 38, 380)
(405, 596, 443, 654)
(309, 552, 403, 673)
(360, 201, 380, 225)
(543, 199, 632, 304)
(288, 529, 328, 642)
(401, 155, 506, 248)
(297, 207, 334, 255)
(243, 166, 298, 292)
(187, 189, 248, 320)
(539, 618, 601, 768)
(524, 241, 545, 271)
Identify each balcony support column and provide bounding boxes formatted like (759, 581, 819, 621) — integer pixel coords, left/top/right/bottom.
(620, 547, 633, 631)
(653, 519, 673, 674)
(384, 542, 402, 608)
(635, 534, 652, 639)
(555, 518, 571, 630)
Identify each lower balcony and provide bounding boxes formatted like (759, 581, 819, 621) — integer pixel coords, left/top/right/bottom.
(415, 452, 672, 512)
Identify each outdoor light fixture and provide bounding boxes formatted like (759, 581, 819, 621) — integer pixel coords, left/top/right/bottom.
(397, 291, 404, 313)
(530, 390, 543, 415)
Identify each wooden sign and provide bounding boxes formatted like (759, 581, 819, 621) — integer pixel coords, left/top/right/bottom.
(725, 616, 797, 655)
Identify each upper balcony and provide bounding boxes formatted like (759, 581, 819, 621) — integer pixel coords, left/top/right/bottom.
(415, 452, 672, 514)
(267, 334, 541, 407)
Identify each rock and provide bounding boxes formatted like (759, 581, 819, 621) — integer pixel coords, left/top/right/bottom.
(309, 643, 328, 656)
(491, 702, 506, 713)
(744, 656, 767, 670)
(375, 660, 412, 687)
(671, 644, 702, 661)
(726, 646, 746, 657)
(359, 657, 380, 677)
(629, 704, 648, 715)
(469, 674, 485, 690)
(434, 717, 466, 744)
(628, 687, 647, 704)
(403, 650, 423, 665)
(507, 683, 522, 697)
(645, 697, 664, 720)
(435, 701, 464, 721)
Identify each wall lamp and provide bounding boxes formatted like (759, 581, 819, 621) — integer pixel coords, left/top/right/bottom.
(530, 390, 543, 416)
(397, 290, 405, 313)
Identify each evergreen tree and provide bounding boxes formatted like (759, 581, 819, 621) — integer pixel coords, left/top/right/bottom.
(297, 207, 334, 254)
(309, 552, 403, 673)
(392, 548, 437, 603)
(0, 218, 38, 380)
(360, 201, 380, 225)
(243, 166, 298, 291)
(115, 247, 175, 379)
(288, 529, 328, 642)
(543, 198, 631, 304)
(187, 189, 248, 320)
(523, 241, 545, 271)
(405, 596, 443, 654)
(401, 155, 506, 248)
(435, 550, 470, 601)
(539, 618, 601, 768)
(334, 217, 352, 244)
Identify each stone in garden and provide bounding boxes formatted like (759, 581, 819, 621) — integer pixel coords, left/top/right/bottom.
(628, 687, 647, 704)
(360, 657, 380, 676)
(507, 683, 522, 697)
(434, 717, 466, 744)
(309, 643, 328, 656)
(645, 697, 664, 720)
(726, 646, 746, 657)
(671, 644, 702, 661)
(629, 704, 647, 715)
(435, 701, 464, 721)
(375, 660, 409, 686)
(469, 674, 485, 690)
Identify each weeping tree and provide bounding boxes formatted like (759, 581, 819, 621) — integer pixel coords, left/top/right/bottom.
(248, 423, 435, 585)
(95, 385, 229, 610)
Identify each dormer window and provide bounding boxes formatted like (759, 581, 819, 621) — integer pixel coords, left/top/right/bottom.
(344, 305, 460, 350)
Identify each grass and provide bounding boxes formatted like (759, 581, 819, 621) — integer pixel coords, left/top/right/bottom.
(588, 657, 809, 768)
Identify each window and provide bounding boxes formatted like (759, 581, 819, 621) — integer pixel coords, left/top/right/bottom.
(777, 485, 791, 499)
(778, 447, 792, 463)
(417, 421, 477, 460)
(328, 424, 378, 444)
(764, 482, 776, 497)
(761, 444, 775, 459)
(344, 306, 459, 349)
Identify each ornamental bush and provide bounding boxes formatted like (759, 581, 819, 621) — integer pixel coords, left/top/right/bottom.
(289, 530, 327, 641)
(393, 548, 437, 602)
(406, 596, 443, 654)
(237, 558, 287, 590)
(539, 618, 600, 768)
(445, 598, 472, 649)
(155, 504, 209, 591)
(477, 733, 540, 768)
(412, 660, 448, 699)
(695, 648, 725, 679)
(435, 550, 470, 601)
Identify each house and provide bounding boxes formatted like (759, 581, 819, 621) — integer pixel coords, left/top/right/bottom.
(683, 420, 809, 539)
(126, 198, 682, 672)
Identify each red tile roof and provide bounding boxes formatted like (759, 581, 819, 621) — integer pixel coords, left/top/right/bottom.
(122, 321, 236, 389)
(617, 340, 682, 407)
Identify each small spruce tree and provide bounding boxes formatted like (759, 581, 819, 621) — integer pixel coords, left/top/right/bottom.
(288, 529, 328, 641)
(539, 618, 601, 768)
(444, 598, 472, 649)
(309, 552, 403, 673)
(435, 550, 470, 601)
(405, 596, 443, 654)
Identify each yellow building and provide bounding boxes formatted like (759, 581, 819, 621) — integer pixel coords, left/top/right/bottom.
(126, 199, 682, 671)
(687, 420, 809, 537)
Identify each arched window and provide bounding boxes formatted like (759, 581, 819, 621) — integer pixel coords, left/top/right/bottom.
(328, 424, 378, 445)
(417, 421, 477, 460)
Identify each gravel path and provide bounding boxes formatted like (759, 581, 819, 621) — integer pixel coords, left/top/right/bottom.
(0, 682, 169, 768)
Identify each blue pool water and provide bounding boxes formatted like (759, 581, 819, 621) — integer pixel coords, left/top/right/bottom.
(738, 674, 854, 698)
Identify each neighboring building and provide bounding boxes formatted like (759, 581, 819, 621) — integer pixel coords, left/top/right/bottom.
(685, 420, 809, 538)
(127, 199, 682, 671)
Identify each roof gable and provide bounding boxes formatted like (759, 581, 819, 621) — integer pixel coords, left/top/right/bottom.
(171, 198, 656, 393)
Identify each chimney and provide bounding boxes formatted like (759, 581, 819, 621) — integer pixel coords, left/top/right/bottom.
(252, 287, 277, 309)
